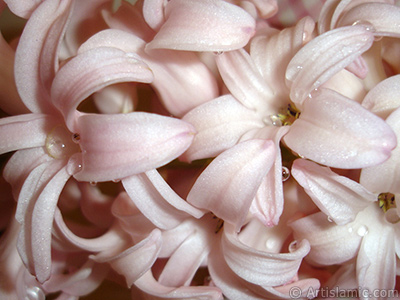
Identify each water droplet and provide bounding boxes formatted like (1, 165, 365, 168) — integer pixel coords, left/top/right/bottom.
(112, 178, 121, 183)
(72, 133, 80, 143)
(348, 227, 353, 233)
(25, 286, 45, 300)
(67, 153, 83, 176)
(352, 20, 376, 33)
(269, 114, 282, 126)
(357, 225, 368, 237)
(282, 166, 290, 182)
(213, 51, 224, 56)
(288, 240, 298, 252)
(45, 125, 80, 160)
(90, 181, 97, 186)
(296, 65, 303, 71)
(327, 216, 333, 222)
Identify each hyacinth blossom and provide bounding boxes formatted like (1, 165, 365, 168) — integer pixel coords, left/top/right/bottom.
(1, 0, 400, 299)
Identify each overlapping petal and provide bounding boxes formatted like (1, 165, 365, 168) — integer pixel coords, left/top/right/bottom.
(4, 0, 42, 18)
(284, 88, 397, 169)
(51, 46, 153, 131)
(146, 0, 255, 51)
(286, 25, 374, 106)
(182, 95, 264, 162)
(292, 159, 376, 225)
(74, 113, 195, 182)
(187, 139, 276, 229)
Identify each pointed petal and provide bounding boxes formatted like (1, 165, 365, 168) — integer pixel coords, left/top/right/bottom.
(122, 170, 203, 230)
(286, 25, 374, 106)
(356, 227, 396, 299)
(187, 139, 276, 230)
(142, 0, 165, 31)
(222, 223, 310, 286)
(134, 271, 223, 300)
(14, 0, 72, 114)
(362, 74, 400, 119)
(0, 114, 57, 155)
(146, 0, 255, 51)
(30, 166, 70, 283)
(360, 106, 400, 194)
(250, 16, 315, 99)
(284, 88, 397, 169)
(51, 47, 153, 132)
(182, 95, 263, 162)
(4, 0, 42, 18)
(215, 49, 274, 112)
(74, 113, 195, 182)
(338, 3, 400, 38)
(93, 229, 162, 288)
(249, 126, 289, 226)
(292, 159, 376, 225)
(290, 212, 362, 265)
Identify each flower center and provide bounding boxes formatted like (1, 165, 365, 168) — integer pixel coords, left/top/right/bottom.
(377, 192, 396, 213)
(45, 125, 81, 160)
(269, 103, 301, 126)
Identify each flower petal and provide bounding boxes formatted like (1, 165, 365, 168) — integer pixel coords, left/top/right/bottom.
(182, 95, 263, 162)
(4, 0, 42, 18)
(0, 114, 58, 155)
(215, 49, 274, 112)
(338, 3, 400, 38)
(122, 170, 204, 230)
(74, 113, 195, 182)
(362, 74, 400, 119)
(292, 159, 376, 225)
(51, 47, 153, 132)
(133, 271, 223, 300)
(222, 223, 310, 286)
(284, 88, 397, 169)
(187, 139, 276, 230)
(286, 25, 374, 106)
(290, 212, 363, 266)
(146, 0, 255, 51)
(14, 0, 72, 114)
(142, 0, 165, 31)
(360, 106, 400, 194)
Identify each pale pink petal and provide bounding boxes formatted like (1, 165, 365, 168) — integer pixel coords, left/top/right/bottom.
(284, 88, 397, 169)
(0, 32, 29, 115)
(4, 0, 42, 18)
(249, 126, 289, 227)
(286, 25, 374, 106)
(362, 74, 400, 119)
(78, 29, 219, 117)
(30, 166, 71, 283)
(182, 95, 263, 162)
(14, 0, 72, 114)
(317, 0, 340, 34)
(93, 229, 162, 288)
(338, 3, 400, 37)
(248, 0, 277, 18)
(51, 47, 153, 132)
(134, 271, 223, 300)
(290, 212, 363, 265)
(356, 226, 396, 297)
(292, 159, 376, 225)
(215, 49, 274, 112)
(142, 0, 166, 31)
(222, 223, 310, 286)
(74, 113, 195, 182)
(187, 139, 276, 230)
(360, 106, 400, 194)
(250, 16, 315, 99)
(0, 114, 58, 155)
(53, 209, 127, 252)
(146, 0, 255, 51)
(122, 170, 204, 230)
(3, 147, 52, 200)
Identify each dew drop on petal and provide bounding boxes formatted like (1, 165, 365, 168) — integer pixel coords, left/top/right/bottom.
(25, 286, 45, 300)
(265, 238, 277, 251)
(45, 125, 80, 160)
(67, 153, 83, 176)
(327, 216, 333, 222)
(352, 20, 376, 33)
(282, 166, 290, 182)
(269, 114, 282, 127)
(213, 51, 224, 56)
(348, 227, 353, 233)
(357, 225, 368, 237)
(90, 181, 97, 186)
